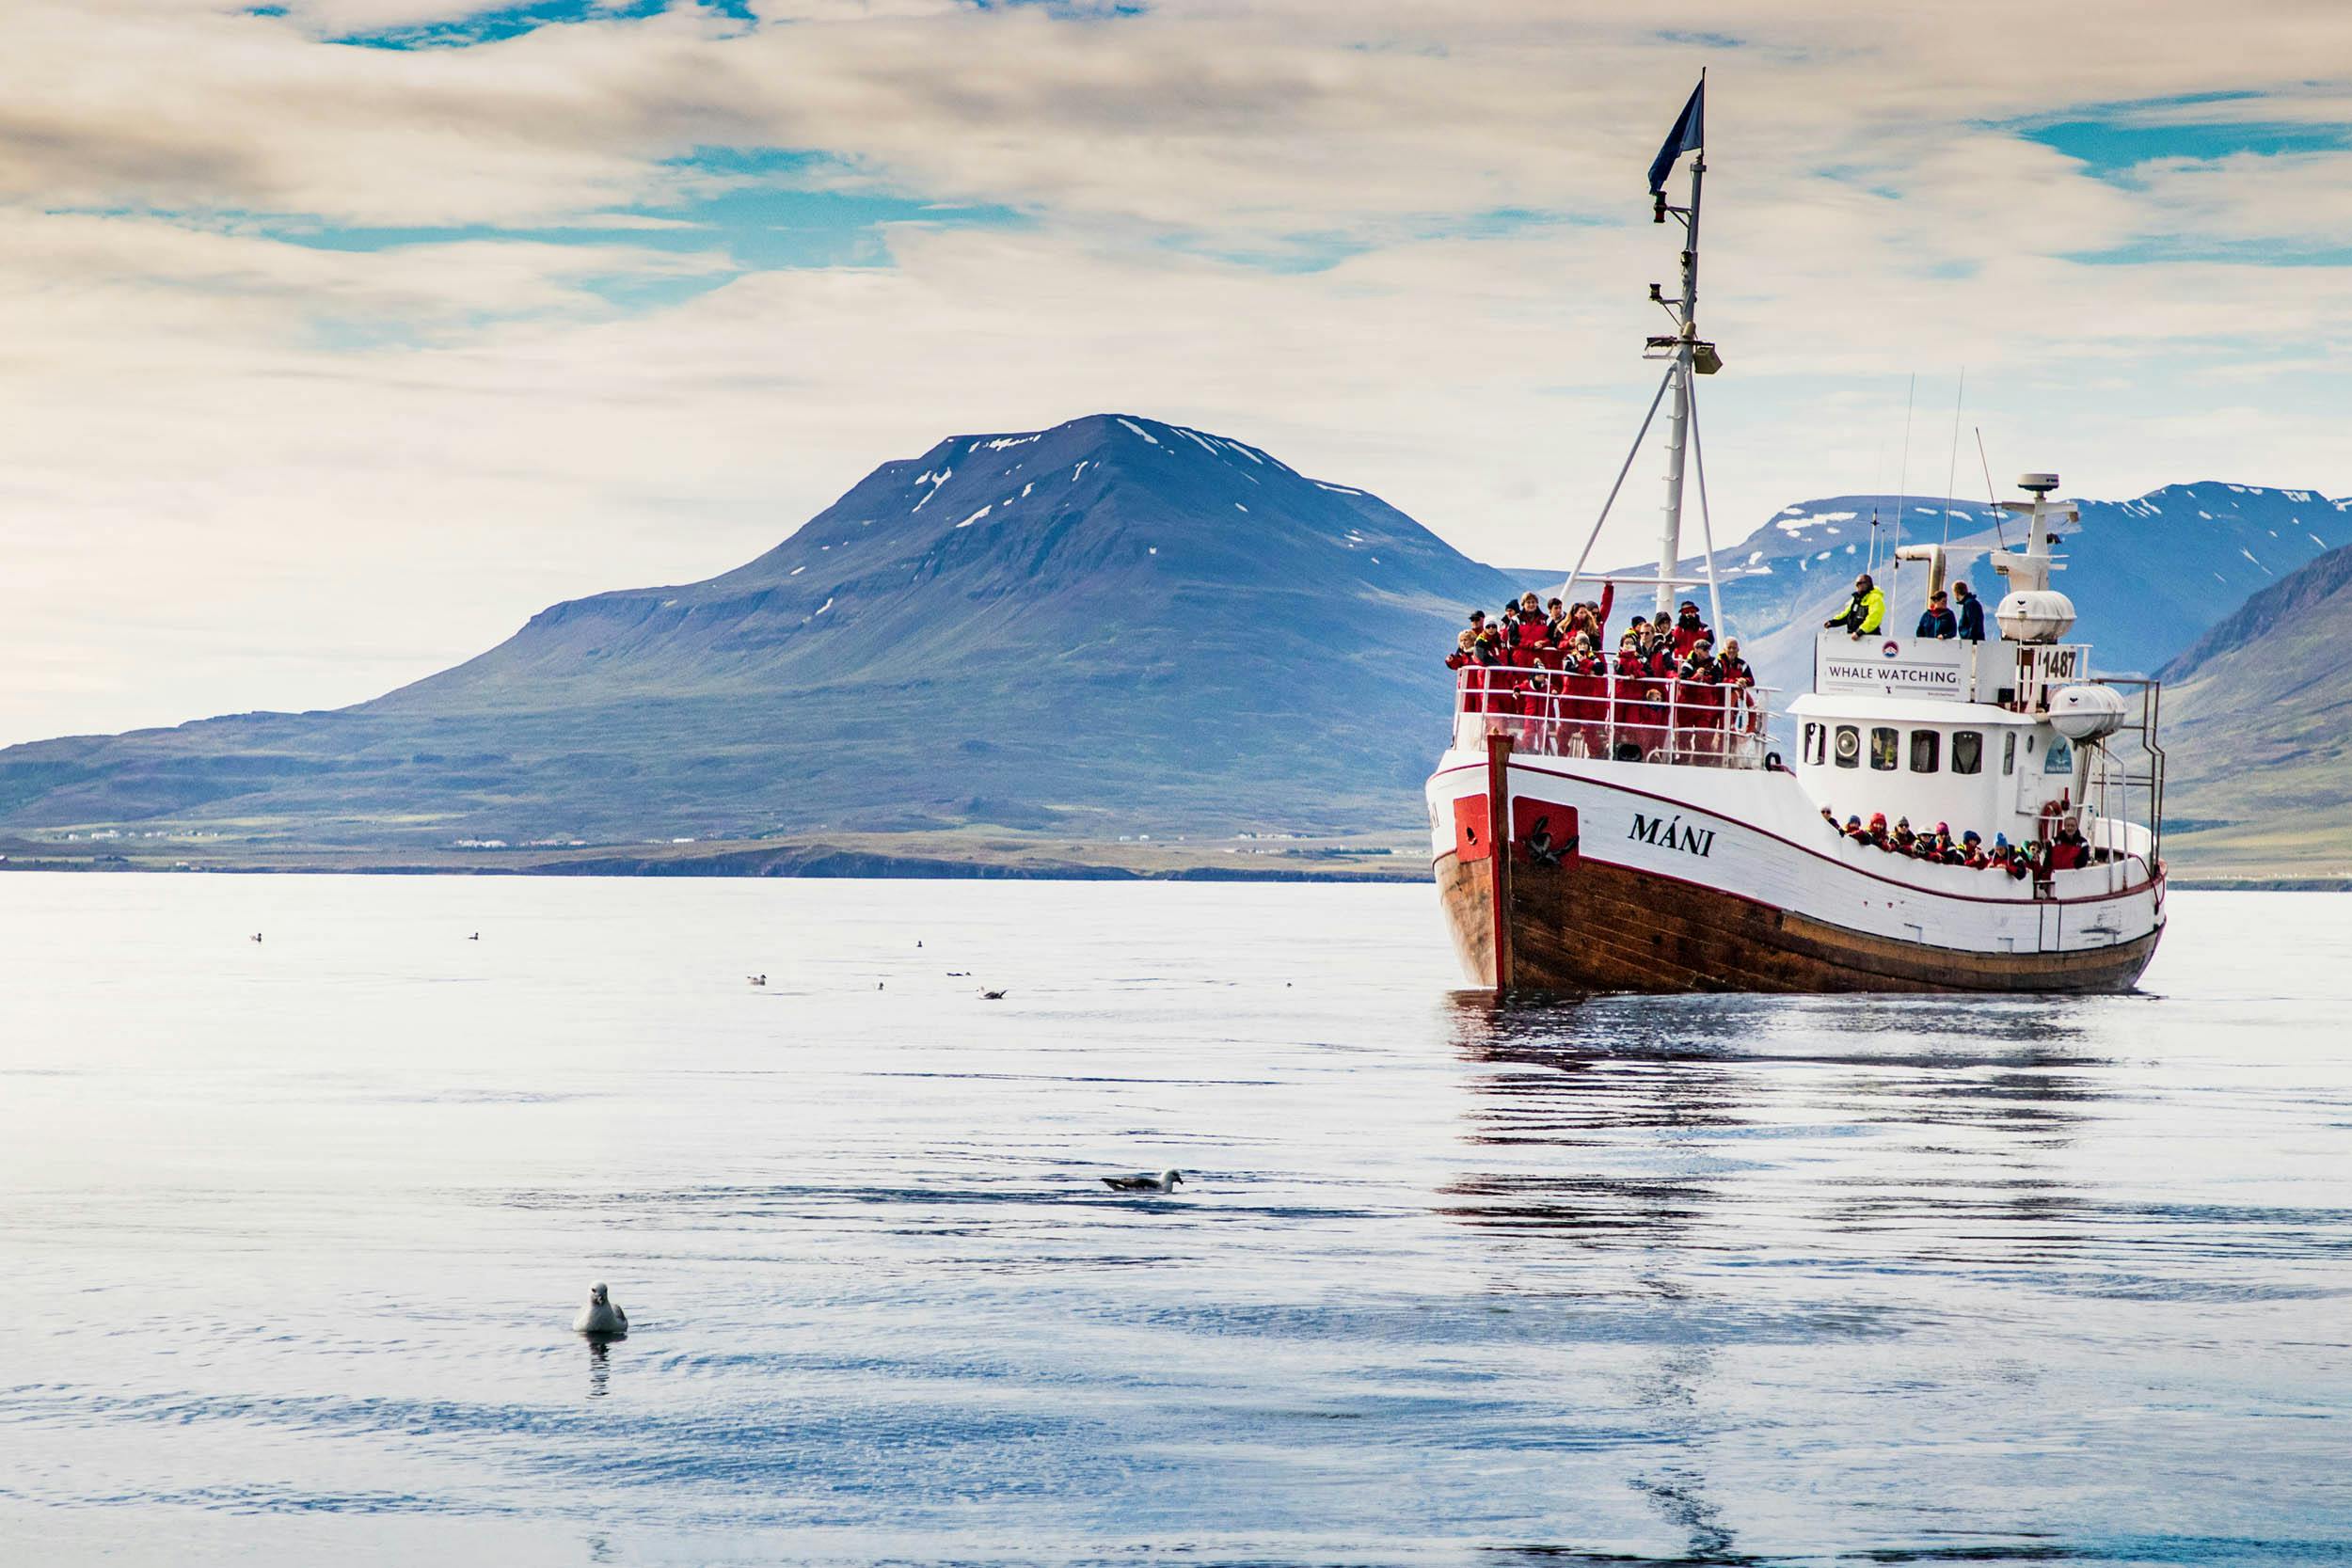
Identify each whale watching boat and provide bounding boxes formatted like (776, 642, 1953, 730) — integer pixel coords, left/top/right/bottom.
(1425, 79, 2166, 994)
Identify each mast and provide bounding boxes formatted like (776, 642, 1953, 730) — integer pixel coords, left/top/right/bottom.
(1655, 146, 1703, 620)
(1557, 76, 1720, 623)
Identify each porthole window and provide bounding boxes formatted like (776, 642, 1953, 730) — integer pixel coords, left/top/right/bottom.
(1869, 727, 1899, 770)
(1952, 730, 1983, 776)
(1909, 730, 1940, 773)
(1834, 725, 1860, 768)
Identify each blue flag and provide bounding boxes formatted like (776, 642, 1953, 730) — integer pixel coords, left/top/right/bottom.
(1646, 79, 1705, 195)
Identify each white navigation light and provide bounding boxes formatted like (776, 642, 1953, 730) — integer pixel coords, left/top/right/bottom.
(1996, 588, 2076, 643)
(2048, 684, 2128, 742)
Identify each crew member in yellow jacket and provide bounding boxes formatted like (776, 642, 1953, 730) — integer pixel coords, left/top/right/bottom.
(1824, 574, 1886, 640)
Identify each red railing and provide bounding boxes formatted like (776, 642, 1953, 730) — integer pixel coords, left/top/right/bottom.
(1451, 666, 1775, 768)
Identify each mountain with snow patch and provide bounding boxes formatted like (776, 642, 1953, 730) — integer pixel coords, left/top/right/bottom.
(0, 414, 1515, 846)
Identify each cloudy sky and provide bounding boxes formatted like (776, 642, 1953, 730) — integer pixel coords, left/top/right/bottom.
(7, 0, 2351, 744)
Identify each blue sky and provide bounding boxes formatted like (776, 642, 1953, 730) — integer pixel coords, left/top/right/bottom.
(2, 0, 2350, 743)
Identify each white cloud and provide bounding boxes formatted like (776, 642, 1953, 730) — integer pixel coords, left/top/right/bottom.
(3, 0, 2352, 743)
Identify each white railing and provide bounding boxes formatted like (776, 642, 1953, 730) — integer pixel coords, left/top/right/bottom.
(1450, 666, 1777, 768)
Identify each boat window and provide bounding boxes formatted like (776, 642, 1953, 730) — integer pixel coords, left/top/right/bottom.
(1952, 730, 1983, 775)
(1804, 721, 1827, 767)
(2003, 732, 2017, 775)
(1868, 727, 1899, 770)
(1908, 730, 1939, 773)
(1834, 725, 1860, 768)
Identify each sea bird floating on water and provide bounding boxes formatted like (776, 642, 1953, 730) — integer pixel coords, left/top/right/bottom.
(1102, 1170, 1185, 1194)
(978, 988, 1008, 1001)
(250, 932, 262, 942)
(573, 1283, 628, 1337)
(747, 974, 766, 986)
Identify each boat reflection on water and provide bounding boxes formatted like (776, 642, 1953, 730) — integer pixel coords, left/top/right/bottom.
(1437, 988, 2111, 1252)
(1434, 990, 2116, 1562)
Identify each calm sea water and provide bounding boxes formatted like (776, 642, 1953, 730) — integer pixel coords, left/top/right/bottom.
(2, 875, 2348, 1566)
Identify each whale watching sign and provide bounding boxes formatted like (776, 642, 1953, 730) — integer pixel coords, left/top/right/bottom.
(1816, 636, 1970, 700)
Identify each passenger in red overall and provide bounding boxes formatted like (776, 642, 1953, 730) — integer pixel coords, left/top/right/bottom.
(1671, 601, 1713, 658)
(1610, 634, 1647, 756)
(1444, 630, 1486, 708)
(1682, 656, 1725, 762)
(1557, 640, 1602, 756)
(1445, 631, 1508, 725)
(1716, 640, 1755, 688)
(1638, 682, 1677, 761)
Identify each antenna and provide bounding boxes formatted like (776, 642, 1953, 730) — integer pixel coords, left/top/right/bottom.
(1975, 426, 2008, 551)
(1889, 373, 1915, 581)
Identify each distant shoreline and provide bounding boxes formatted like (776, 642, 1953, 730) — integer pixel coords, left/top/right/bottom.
(2, 848, 2340, 892)
(0, 860, 1426, 884)
(0, 834, 1429, 884)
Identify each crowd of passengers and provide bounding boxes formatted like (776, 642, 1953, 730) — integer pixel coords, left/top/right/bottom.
(1444, 585, 1758, 732)
(1820, 807, 2097, 876)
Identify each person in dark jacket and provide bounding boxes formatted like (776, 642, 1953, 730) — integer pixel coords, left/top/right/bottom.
(1951, 580, 1986, 641)
(1916, 591, 1957, 639)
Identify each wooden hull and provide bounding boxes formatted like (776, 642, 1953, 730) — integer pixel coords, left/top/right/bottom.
(1436, 845, 2158, 995)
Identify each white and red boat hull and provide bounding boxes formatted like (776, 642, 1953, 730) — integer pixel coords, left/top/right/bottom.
(1426, 738, 2164, 995)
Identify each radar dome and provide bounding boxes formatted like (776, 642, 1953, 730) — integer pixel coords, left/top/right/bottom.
(1996, 589, 2075, 643)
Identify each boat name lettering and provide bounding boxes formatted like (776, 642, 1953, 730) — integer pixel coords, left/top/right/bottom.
(1820, 658, 1963, 690)
(1629, 813, 1714, 858)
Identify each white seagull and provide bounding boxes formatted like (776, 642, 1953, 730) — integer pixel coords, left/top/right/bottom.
(573, 1282, 628, 1337)
(1102, 1169, 1185, 1194)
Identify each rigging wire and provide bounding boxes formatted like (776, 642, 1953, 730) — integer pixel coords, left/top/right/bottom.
(1939, 368, 1966, 551)
(1556, 357, 1684, 606)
